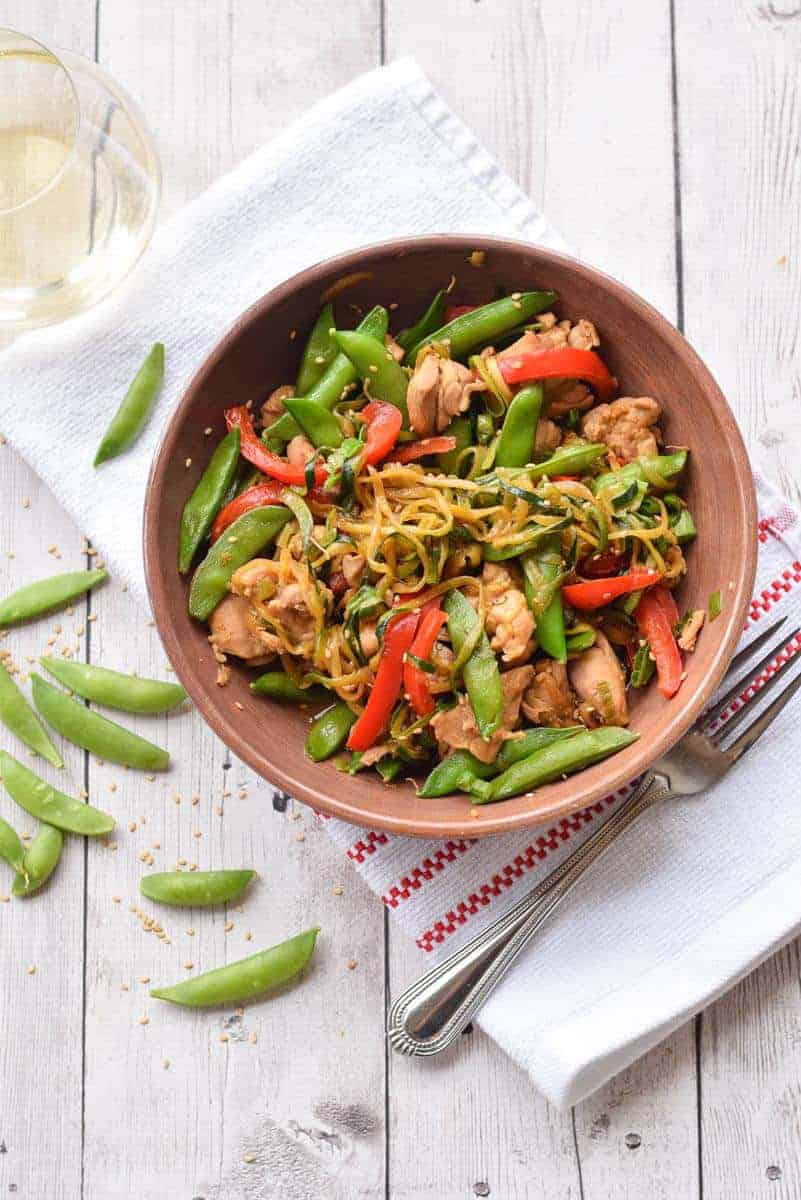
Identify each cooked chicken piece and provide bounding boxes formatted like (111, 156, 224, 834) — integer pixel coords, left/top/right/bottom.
(385, 333, 405, 362)
(482, 562, 535, 665)
(534, 417, 562, 454)
(661, 544, 687, 587)
(341, 553, 365, 588)
(289, 524, 327, 559)
(544, 379, 593, 418)
(568, 631, 628, 726)
(286, 434, 316, 467)
(581, 396, 662, 463)
(208, 593, 277, 663)
(359, 743, 393, 767)
(406, 353, 484, 436)
(231, 558, 329, 652)
(522, 660, 576, 727)
(430, 666, 534, 763)
(567, 318, 600, 351)
(262, 384, 294, 425)
(677, 609, 705, 653)
(359, 617, 380, 660)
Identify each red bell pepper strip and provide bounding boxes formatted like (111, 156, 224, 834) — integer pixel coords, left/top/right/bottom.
(347, 610, 420, 752)
(562, 571, 660, 611)
(224, 405, 327, 486)
(497, 346, 617, 401)
(580, 549, 629, 578)
(443, 304, 477, 323)
(210, 480, 330, 541)
(360, 400, 403, 466)
(393, 436, 457, 464)
(403, 603, 447, 716)
(635, 585, 683, 698)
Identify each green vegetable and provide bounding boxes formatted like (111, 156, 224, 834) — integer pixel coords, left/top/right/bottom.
(630, 641, 656, 687)
(0, 659, 63, 767)
(305, 701, 356, 762)
(178, 428, 241, 573)
(483, 518, 571, 562)
(94, 343, 165, 466)
(39, 658, 186, 714)
(188, 506, 291, 621)
(0, 813, 26, 876)
(438, 415, 473, 475)
(141, 869, 255, 907)
(495, 384, 543, 468)
(30, 674, 169, 772)
(0, 569, 107, 627)
(470, 727, 639, 804)
(0, 751, 114, 836)
(295, 303, 337, 394)
(444, 590, 503, 739)
(283, 395, 343, 449)
(13, 823, 63, 897)
(150, 927, 319, 1008)
(565, 629, 596, 654)
(417, 749, 497, 798)
(671, 507, 697, 544)
(267, 305, 388, 443)
(593, 452, 687, 495)
(476, 412, 495, 445)
(395, 290, 446, 353)
(250, 672, 327, 704)
(494, 726, 583, 771)
(406, 291, 557, 362)
(376, 757, 403, 783)
(523, 537, 566, 662)
(530, 443, 607, 479)
(709, 589, 723, 621)
(335, 330, 409, 423)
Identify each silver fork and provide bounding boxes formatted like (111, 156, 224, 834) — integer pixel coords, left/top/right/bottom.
(387, 616, 801, 1057)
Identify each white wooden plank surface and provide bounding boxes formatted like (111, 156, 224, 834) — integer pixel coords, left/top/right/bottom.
(2, 0, 801, 1196)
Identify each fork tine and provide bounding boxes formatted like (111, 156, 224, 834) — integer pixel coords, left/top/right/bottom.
(725, 669, 801, 762)
(726, 615, 788, 677)
(709, 645, 801, 744)
(701, 624, 800, 730)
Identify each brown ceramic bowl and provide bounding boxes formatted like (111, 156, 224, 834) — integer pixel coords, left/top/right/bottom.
(144, 235, 757, 839)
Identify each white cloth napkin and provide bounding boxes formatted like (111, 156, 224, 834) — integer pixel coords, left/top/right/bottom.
(2, 57, 800, 1108)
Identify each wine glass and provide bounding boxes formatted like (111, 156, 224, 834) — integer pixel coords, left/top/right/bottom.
(0, 29, 160, 330)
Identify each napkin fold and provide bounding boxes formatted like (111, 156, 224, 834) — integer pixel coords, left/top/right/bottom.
(2, 57, 800, 1108)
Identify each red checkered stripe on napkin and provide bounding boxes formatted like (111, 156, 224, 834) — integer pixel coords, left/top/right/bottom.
(382, 840, 474, 907)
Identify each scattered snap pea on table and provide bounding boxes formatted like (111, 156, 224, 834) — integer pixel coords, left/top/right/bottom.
(13, 823, 63, 898)
(39, 657, 187, 714)
(0, 812, 26, 876)
(141, 869, 255, 907)
(150, 927, 320, 1008)
(0, 658, 63, 768)
(0, 752, 114, 836)
(94, 342, 165, 467)
(0, 568, 107, 627)
(30, 673, 170, 770)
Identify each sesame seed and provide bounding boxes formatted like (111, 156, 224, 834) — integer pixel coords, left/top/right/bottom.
(192, 830, 201, 839)
(368, 364, 378, 373)
(129, 822, 137, 832)
(219, 1034, 229, 1043)
(0, 895, 9, 903)
(347, 959, 358, 971)
(204, 427, 213, 436)
(332, 884, 344, 896)
(139, 1016, 149, 1026)
(21, 497, 30, 509)
(243, 1154, 257, 1164)
(244, 931, 252, 942)
(224, 922, 234, 933)
(178, 858, 187, 867)
(121, 983, 129, 991)
(186, 928, 195, 936)
(27, 965, 36, 975)
(162, 1058, 170, 1069)
(183, 962, 194, 971)
(237, 789, 247, 800)
(296, 832, 305, 843)
(191, 795, 200, 806)
(112, 896, 121, 904)
(87, 613, 97, 623)
(185, 458, 192, 469)
(139, 976, 150, 984)
(234, 701, 244, 712)
(108, 782, 117, 793)
(289, 329, 297, 340)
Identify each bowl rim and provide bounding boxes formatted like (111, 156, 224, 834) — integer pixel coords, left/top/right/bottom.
(144, 233, 758, 839)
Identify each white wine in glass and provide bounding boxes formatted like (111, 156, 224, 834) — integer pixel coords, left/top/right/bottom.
(0, 30, 160, 330)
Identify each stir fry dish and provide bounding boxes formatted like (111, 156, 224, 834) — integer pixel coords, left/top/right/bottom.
(181, 286, 705, 804)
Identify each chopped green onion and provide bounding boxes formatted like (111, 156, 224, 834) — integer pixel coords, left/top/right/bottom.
(630, 641, 656, 687)
(709, 589, 723, 621)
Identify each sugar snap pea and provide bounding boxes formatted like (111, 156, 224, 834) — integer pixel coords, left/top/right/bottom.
(296, 303, 338, 394)
(529, 443, 607, 479)
(0, 659, 63, 767)
(395, 289, 446, 353)
(0, 813, 26, 876)
(39, 657, 186, 714)
(267, 305, 389, 443)
(444, 590, 503, 739)
(13, 823, 63, 897)
(334, 330, 409, 423)
(282, 395, 343, 449)
(150, 926, 319, 1007)
(494, 726, 582, 771)
(593, 452, 687, 495)
(523, 538, 567, 662)
(438, 414, 473, 475)
(305, 701, 356, 762)
(141, 869, 255, 907)
(495, 384, 543, 468)
(417, 749, 496, 798)
(250, 671, 327, 704)
(406, 291, 557, 362)
(470, 727, 639, 804)
(178, 427, 241, 573)
(188, 505, 291, 621)
(0, 569, 107, 627)
(30, 674, 169, 771)
(0, 751, 114, 835)
(94, 343, 165, 466)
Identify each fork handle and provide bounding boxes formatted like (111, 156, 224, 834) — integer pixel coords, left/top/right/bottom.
(387, 772, 670, 1057)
